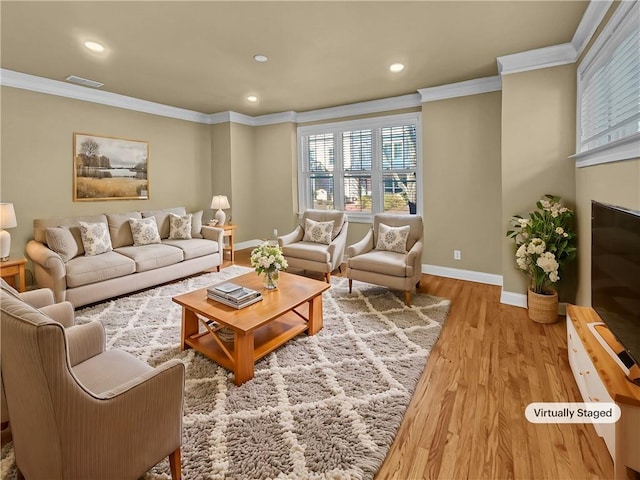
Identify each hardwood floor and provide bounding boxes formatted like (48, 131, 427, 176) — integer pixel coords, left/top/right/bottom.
(232, 249, 614, 480)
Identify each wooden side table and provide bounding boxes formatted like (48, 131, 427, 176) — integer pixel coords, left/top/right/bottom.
(0, 257, 27, 292)
(221, 224, 237, 263)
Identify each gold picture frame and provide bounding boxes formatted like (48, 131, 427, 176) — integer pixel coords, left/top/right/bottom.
(73, 133, 149, 201)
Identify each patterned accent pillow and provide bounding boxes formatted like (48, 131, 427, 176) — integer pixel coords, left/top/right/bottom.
(169, 213, 193, 240)
(45, 226, 79, 262)
(303, 218, 334, 245)
(78, 221, 113, 256)
(376, 223, 410, 254)
(129, 217, 161, 246)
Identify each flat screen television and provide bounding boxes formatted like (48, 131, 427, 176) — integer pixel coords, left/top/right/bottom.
(591, 201, 640, 368)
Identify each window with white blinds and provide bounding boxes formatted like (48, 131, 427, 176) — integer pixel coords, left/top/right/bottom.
(298, 112, 421, 220)
(577, 1, 640, 164)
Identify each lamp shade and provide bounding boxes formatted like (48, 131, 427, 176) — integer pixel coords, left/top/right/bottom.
(0, 203, 17, 229)
(210, 195, 230, 210)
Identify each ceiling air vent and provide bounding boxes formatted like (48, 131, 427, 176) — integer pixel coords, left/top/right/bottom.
(65, 75, 104, 88)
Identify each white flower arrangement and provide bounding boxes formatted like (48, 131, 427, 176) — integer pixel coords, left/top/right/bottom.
(507, 195, 576, 294)
(250, 241, 288, 276)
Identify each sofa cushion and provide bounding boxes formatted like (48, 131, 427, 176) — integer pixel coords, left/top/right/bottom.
(107, 212, 141, 248)
(281, 241, 330, 263)
(303, 218, 334, 245)
(348, 250, 408, 277)
(301, 210, 346, 240)
(191, 210, 203, 239)
(141, 207, 186, 239)
(114, 244, 183, 272)
(79, 221, 113, 256)
(129, 217, 161, 246)
(168, 213, 192, 240)
(376, 223, 410, 254)
(162, 238, 218, 260)
(45, 227, 79, 262)
(33, 214, 107, 252)
(65, 252, 136, 288)
(73, 349, 153, 395)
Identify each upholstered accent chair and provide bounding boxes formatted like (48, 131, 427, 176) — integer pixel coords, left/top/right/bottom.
(346, 213, 424, 305)
(0, 288, 185, 480)
(0, 280, 75, 430)
(278, 209, 349, 282)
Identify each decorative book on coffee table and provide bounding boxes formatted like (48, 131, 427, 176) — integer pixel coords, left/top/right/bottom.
(207, 282, 262, 309)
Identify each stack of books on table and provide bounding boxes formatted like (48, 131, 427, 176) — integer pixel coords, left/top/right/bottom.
(207, 282, 263, 309)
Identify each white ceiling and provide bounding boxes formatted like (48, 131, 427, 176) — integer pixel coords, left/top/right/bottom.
(0, 1, 589, 116)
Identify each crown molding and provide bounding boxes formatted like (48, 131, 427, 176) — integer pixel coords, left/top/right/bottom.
(0, 68, 211, 124)
(571, 0, 613, 58)
(418, 76, 501, 103)
(252, 111, 297, 126)
(295, 93, 422, 124)
(497, 43, 577, 75)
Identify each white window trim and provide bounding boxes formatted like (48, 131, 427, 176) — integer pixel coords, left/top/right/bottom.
(575, 0, 640, 167)
(297, 112, 422, 223)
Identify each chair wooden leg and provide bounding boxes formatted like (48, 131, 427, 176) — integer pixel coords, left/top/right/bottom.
(416, 280, 421, 288)
(405, 291, 411, 306)
(338, 265, 342, 273)
(216, 265, 221, 272)
(324, 272, 331, 283)
(169, 448, 182, 480)
(348, 279, 353, 293)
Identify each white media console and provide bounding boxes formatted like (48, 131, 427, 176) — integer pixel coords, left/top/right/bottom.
(567, 305, 640, 479)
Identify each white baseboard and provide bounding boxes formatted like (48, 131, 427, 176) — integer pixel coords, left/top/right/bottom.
(422, 264, 503, 286)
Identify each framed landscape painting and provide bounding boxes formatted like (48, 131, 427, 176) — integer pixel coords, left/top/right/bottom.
(73, 133, 149, 201)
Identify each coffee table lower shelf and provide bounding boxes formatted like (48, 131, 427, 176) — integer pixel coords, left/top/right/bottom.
(183, 311, 308, 382)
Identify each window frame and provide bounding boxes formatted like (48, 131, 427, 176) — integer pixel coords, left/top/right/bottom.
(297, 112, 422, 223)
(574, 1, 640, 168)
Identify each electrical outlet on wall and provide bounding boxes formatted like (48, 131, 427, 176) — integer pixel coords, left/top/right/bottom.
(454, 250, 462, 260)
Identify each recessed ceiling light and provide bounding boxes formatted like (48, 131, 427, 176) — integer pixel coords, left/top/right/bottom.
(253, 54, 268, 63)
(83, 41, 105, 53)
(389, 63, 405, 73)
(247, 95, 258, 103)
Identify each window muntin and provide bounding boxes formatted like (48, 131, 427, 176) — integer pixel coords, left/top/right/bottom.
(299, 113, 421, 220)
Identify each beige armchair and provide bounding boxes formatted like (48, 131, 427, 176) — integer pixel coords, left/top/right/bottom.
(346, 213, 424, 305)
(1, 288, 185, 480)
(278, 209, 349, 282)
(1, 279, 75, 430)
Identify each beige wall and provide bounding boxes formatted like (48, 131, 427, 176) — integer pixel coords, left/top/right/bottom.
(0, 86, 212, 266)
(422, 91, 502, 274)
(500, 64, 577, 298)
(575, 159, 640, 305)
(210, 121, 232, 223)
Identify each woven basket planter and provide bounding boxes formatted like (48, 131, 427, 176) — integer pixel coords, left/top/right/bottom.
(527, 289, 559, 324)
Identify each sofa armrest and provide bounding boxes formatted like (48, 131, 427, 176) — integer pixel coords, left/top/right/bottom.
(201, 226, 224, 255)
(278, 226, 303, 246)
(40, 301, 75, 328)
(66, 321, 106, 367)
(20, 288, 55, 308)
(327, 220, 349, 268)
(347, 229, 374, 258)
(26, 240, 67, 303)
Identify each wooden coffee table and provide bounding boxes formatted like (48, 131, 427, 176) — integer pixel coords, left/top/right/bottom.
(172, 271, 330, 385)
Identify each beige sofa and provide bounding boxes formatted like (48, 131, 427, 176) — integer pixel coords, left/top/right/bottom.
(26, 207, 223, 307)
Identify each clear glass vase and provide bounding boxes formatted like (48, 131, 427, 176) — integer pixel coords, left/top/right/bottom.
(263, 270, 279, 290)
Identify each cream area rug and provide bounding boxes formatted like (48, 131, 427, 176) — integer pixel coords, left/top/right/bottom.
(1, 265, 450, 480)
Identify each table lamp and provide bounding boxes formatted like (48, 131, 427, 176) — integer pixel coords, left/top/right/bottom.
(210, 195, 231, 226)
(0, 203, 17, 261)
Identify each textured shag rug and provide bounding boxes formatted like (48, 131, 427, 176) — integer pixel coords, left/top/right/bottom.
(1, 265, 450, 480)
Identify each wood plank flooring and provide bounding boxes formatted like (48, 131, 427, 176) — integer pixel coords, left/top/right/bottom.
(233, 250, 614, 479)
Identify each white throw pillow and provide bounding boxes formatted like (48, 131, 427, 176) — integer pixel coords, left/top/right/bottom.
(129, 217, 161, 246)
(303, 218, 334, 245)
(78, 221, 113, 256)
(169, 213, 193, 240)
(190, 210, 203, 239)
(376, 223, 410, 254)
